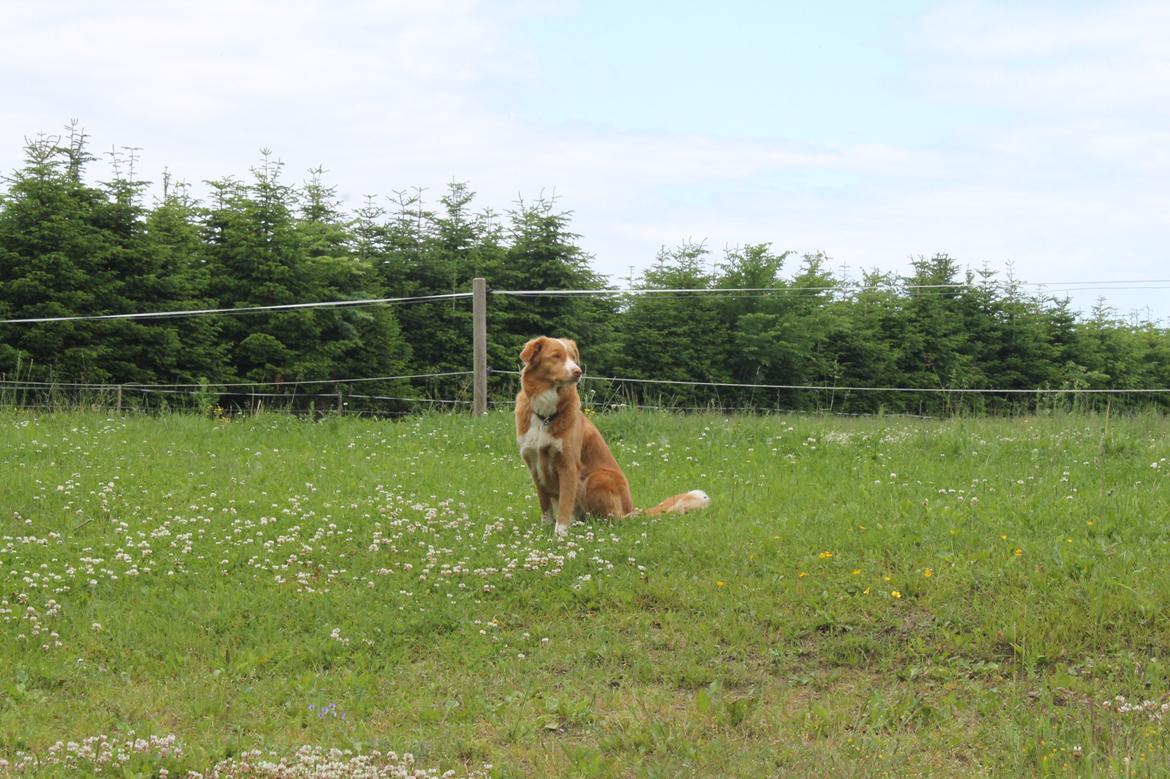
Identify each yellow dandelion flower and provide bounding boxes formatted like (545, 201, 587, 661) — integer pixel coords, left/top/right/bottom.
(851, 569, 861, 576)
(798, 571, 808, 578)
(819, 551, 833, 559)
(716, 580, 726, 588)
(891, 590, 902, 599)
(923, 568, 933, 578)
(863, 587, 871, 595)
(1014, 548, 1023, 557)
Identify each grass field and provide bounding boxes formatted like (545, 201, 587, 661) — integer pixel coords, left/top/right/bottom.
(1, 408, 1169, 777)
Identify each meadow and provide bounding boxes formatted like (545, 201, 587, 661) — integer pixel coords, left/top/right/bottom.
(1, 408, 1169, 777)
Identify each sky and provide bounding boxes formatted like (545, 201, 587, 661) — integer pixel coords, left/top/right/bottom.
(2, 0, 1168, 320)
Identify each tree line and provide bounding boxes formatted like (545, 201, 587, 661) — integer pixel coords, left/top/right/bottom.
(1, 125, 1167, 416)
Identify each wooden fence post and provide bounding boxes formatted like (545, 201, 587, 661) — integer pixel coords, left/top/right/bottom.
(473, 277, 488, 416)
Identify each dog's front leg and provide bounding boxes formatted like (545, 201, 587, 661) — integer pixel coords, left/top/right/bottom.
(523, 451, 555, 525)
(536, 483, 555, 526)
(553, 462, 579, 537)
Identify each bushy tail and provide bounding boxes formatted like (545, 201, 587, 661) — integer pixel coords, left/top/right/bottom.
(643, 489, 710, 516)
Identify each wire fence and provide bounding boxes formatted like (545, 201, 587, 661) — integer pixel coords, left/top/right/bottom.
(4, 278, 1170, 326)
(3, 369, 1166, 419)
(4, 370, 1166, 397)
(0, 293, 472, 325)
(2, 282, 1169, 417)
(488, 369, 1170, 395)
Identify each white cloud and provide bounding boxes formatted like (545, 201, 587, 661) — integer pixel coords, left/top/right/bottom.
(1, 0, 1167, 319)
(0, 1, 522, 123)
(922, 1, 1170, 113)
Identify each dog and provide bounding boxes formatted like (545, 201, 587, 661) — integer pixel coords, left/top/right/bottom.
(515, 336, 710, 536)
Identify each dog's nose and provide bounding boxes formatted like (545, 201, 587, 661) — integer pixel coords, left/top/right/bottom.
(570, 365, 583, 380)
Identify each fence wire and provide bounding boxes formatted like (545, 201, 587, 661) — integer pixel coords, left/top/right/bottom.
(0, 292, 472, 325)
(2, 281, 1168, 416)
(487, 370, 1170, 396)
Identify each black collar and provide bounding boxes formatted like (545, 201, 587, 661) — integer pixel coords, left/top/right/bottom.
(534, 408, 561, 427)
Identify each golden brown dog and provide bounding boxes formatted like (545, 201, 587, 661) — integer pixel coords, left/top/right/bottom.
(515, 336, 709, 535)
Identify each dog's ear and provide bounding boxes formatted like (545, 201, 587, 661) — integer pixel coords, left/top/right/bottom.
(520, 337, 546, 366)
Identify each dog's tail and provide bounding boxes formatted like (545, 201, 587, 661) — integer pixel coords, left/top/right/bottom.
(643, 489, 710, 516)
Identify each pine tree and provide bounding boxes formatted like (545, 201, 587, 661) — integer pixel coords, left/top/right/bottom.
(614, 242, 729, 407)
(0, 125, 149, 383)
(826, 269, 903, 413)
(487, 195, 615, 380)
(5, 123, 1169, 416)
(297, 167, 412, 410)
(137, 172, 228, 385)
(203, 152, 317, 387)
(377, 189, 460, 368)
(897, 254, 985, 413)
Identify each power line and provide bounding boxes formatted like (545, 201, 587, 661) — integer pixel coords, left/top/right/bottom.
(0, 370, 473, 391)
(493, 279, 1170, 298)
(1039, 285, 1170, 294)
(0, 292, 472, 325)
(347, 393, 471, 405)
(3, 280, 1166, 326)
(490, 370, 1168, 395)
(492, 284, 963, 296)
(1028, 279, 1170, 286)
(126, 387, 469, 404)
(485, 398, 941, 417)
(0, 383, 472, 407)
(584, 376, 1170, 395)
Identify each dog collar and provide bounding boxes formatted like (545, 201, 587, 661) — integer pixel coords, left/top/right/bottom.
(534, 409, 560, 427)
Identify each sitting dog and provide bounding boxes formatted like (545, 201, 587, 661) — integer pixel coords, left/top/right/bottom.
(515, 336, 710, 535)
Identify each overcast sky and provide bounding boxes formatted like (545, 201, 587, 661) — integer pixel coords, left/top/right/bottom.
(2, 0, 1168, 320)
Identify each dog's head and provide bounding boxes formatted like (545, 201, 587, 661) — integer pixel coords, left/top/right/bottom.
(520, 336, 583, 389)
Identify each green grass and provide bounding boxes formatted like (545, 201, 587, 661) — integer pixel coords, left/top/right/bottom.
(2, 409, 1169, 776)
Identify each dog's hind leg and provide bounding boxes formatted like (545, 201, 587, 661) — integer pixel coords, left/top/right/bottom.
(580, 468, 634, 519)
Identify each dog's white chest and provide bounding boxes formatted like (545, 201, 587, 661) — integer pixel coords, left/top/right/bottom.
(518, 418, 563, 459)
(528, 388, 559, 419)
(518, 415, 564, 491)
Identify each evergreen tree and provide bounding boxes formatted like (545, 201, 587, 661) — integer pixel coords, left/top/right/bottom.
(378, 187, 472, 383)
(487, 195, 615, 381)
(825, 270, 904, 413)
(976, 270, 1060, 410)
(203, 152, 319, 388)
(712, 247, 842, 410)
(897, 254, 986, 413)
(138, 172, 228, 385)
(0, 126, 156, 383)
(614, 242, 729, 407)
(4, 122, 1169, 416)
(297, 168, 412, 410)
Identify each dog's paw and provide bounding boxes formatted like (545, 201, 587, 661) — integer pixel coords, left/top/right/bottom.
(554, 522, 570, 537)
(542, 510, 555, 525)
